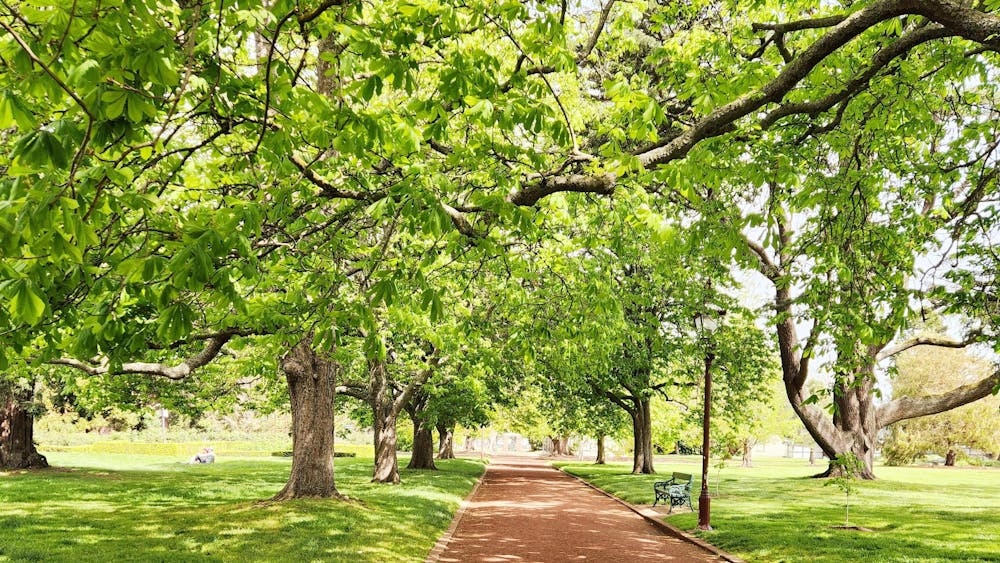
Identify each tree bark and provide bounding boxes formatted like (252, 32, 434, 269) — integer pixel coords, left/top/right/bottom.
(436, 422, 455, 459)
(741, 439, 753, 468)
(0, 382, 48, 470)
(631, 398, 655, 474)
(370, 359, 401, 484)
(272, 338, 338, 500)
(368, 351, 440, 483)
(408, 419, 437, 470)
(548, 435, 572, 455)
(595, 433, 606, 465)
(945, 448, 956, 466)
(405, 392, 436, 470)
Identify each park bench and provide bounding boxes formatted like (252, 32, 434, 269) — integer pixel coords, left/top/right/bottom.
(652, 472, 693, 513)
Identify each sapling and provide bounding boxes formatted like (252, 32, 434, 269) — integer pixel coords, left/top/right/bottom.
(825, 452, 864, 527)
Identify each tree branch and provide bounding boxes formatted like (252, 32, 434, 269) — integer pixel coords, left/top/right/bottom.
(508, 173, 616, 206)
(390, 350, 441, 416)
(761, 24, 954, 129)
(335, 384, 371, 401)
(876, 333, 981, 361)
(752, 15, 848, 33)
(290, 154, 373, 200)
(744, 234, 780, 280)
(442, 203, 482, 238)
(297, 0, 351, 25)
(637, 0, 921, 170)
(578, 0, 617, 61)
(51, 331, 241, 380)
(877, 370, 1000, 427)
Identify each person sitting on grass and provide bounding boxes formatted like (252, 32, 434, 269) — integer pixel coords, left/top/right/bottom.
(189, 447, 215, 464)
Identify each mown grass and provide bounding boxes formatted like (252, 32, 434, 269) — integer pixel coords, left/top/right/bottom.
(0, 452, 483, 562)
(559, 456, 1000, 562)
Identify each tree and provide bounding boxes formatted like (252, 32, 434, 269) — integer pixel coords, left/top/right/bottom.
(426, 366, 494, 460)
(0, 372, 47, 469)
(274, 337, 339, 500)
(883, 340, 1000, 466)
(825, 452, 865, 528)
(6, 0, 1000, 487)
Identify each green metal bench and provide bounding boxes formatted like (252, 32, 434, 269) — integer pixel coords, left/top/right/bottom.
(652, 472, 693, 513)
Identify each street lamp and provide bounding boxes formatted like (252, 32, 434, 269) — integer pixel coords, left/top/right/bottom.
(693, 306, 724, 531)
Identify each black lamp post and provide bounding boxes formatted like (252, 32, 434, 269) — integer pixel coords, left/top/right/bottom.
(693, 307, 723, 531)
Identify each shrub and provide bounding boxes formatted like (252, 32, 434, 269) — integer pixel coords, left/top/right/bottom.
(882, 442, 922, 466)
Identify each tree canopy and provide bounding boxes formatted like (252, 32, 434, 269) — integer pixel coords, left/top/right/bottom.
(3, 0, 1000, 480)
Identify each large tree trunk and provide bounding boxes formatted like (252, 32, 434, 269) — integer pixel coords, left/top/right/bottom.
(436, 422, 455, 459)
(405, 392, 436, 470)
(595, 433, 606, 465)
(0, 382, 48, 470)
(370, 359, 400, 484)
(408, 419, 437, 470)
(631, 398, 655, 474)
(273, 338, 338, 500)
(369, 350, 440, 483)
(824, 361, 879, 479)
(776, 309, 879, 479)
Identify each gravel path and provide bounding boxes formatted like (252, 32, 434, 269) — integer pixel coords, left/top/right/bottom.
(428, 454, 728, 562)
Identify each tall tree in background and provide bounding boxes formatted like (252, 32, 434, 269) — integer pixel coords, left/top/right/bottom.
(883, 338, 1000, 466)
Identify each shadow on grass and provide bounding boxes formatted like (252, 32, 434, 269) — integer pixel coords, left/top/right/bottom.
(559, 458, 1000, 563)
(0, 455, 484, 562)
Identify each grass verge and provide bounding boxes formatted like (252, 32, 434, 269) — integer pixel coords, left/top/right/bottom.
(559, 456, 1000, 563)
(0, 452, 483, 562)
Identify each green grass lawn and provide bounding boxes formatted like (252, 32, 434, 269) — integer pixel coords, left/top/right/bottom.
(560, 456, 1000, 563)
(0, 452, 483, 562)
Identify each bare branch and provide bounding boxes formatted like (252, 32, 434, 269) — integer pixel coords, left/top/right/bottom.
(752, 15, 848, 33)
(877, 370, 1000, 427)
(508, 173, 616, 206)
(876, 333, 981, 361)
(578, 0, 617, 61)
(298, 0, 351, 25)
(51, 331, 242, 380)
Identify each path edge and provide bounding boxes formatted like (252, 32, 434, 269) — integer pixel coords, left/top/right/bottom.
(556, 465, 745, 563)
(425, 457, 489, 563)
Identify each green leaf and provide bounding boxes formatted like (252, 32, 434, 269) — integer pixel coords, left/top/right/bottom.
(102, 90, 128, 120)
(8, 280, 46, 324)
(0, 90, 36, 129)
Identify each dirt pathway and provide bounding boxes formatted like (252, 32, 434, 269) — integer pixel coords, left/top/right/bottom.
(428, 455, 729, 562)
